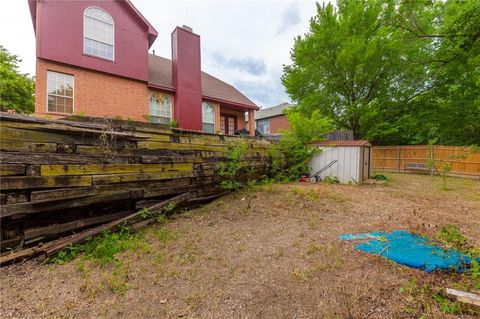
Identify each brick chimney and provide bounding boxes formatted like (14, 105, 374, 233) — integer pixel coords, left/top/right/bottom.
(171, 26, 202, 131)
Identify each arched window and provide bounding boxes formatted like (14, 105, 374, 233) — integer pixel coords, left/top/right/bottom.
(202, 102, 215, 133)
(149, 95, 172, 124)
(84, 7, 114, 60)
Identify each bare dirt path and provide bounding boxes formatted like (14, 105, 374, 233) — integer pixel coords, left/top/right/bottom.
(1, 174, 479, 318)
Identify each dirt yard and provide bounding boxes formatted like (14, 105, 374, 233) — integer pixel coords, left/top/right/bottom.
(1, 173, 479, 318)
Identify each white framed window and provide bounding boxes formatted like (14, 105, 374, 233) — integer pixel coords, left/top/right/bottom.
(256, 119, 270, 134)
(84, 7, 114, 60)
(149, 95, 172, 124)
(202, 102, 215, 133)
(47, 71, 74, 114)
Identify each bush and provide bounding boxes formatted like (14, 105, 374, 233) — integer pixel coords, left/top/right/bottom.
(219, 139, 250, 190)
(269, 109, 334, 181)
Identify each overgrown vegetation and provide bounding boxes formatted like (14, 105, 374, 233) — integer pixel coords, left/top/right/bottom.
(219, 139, 251, 190)
(397, 225, 480, 316)
(218, 108, 333, 185)
(49, 203, 176, 266)
(269, 109, 334, 181)
(283, 0, 480, 146)
(96, 117, 118, 160)
(48, 225, 148, 266)
(437, 224, 468, 250)
(436, 225, 480, 290)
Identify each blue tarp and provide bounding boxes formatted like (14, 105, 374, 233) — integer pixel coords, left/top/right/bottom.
(340, 230, 477, 272)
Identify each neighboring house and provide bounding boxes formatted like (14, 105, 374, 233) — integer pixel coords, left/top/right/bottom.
(28, 0, 258, 135)
(254, 102, 292, 136)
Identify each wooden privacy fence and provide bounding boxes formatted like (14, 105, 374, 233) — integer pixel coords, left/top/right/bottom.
(372, 145, 480, 179)
(0, 113, 271, 264)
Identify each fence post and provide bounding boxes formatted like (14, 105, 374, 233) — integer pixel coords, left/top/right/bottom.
(396, 146, 401, 173)
(430, 145, 435, 176)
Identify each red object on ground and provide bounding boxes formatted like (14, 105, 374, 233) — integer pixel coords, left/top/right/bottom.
(299, 176, 310, 182)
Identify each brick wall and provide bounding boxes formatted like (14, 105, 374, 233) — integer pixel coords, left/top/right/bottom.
(269, 115, 290, 134)
(35, 58, 168, 121)
(35, 58, 244, 131)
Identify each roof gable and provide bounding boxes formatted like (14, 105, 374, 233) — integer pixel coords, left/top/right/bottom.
(28, 0, 158, 47)
(255, 102, 292, 120)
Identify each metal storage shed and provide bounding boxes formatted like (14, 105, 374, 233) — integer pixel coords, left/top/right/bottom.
(308, 140, 371, 184)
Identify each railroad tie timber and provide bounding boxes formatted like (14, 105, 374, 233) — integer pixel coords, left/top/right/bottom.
(0, 193, 191, 266)
(0, 112, 272, 264)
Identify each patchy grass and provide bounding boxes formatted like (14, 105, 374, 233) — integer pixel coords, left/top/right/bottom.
(48, 225, 150, 266)
(1, 173, 479, 318)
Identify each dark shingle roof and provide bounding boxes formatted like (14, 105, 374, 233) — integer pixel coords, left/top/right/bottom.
(255, 102, 292, 120)
(148, 55, 258, 110)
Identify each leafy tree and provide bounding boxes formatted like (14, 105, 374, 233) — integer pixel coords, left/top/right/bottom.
(283, 0, 480, 146)
(419, 0, 480, 145)
(0, 46, 35, 113)
(283, 0, 413, 140)
(269, 108, 334, 181)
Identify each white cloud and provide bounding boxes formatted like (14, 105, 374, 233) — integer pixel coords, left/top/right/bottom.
(0, 0, 319, 107)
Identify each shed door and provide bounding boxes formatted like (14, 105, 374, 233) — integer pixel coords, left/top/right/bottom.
(362, 147, 370, 180)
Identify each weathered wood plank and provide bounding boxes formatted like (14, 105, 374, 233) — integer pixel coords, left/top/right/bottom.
(0, 237, 22, 252)
(0, 175, 92, 191)
(137, 141, 228, 152)
(140, 155, 204, 164)
(0, 164, 26, 176)
(0, 152, 135, 164)
(5, 192, 29, 204)
(143, 185, 195, 198)
(1, 191, 131, 217)
(0, 193, 191, 266)
(75, 145, 203, 157)
(1, 120, 146, 140)
(0, 125, 94, 144)
(24, 210, 133, 240)
(446, 288, 480, 311)
(40, 163, 194, 176)
(92, 170, 199, 185)
(0, 140, 57, 153)
(30, 178, 193, 202)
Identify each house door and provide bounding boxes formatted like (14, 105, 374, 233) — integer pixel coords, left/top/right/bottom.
(220, 114, 237, 135)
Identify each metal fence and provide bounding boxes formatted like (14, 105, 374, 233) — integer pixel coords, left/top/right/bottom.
(372, 145, 480, 179)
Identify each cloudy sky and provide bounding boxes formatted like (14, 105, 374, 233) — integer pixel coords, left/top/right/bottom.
(0, 0, 322, 108)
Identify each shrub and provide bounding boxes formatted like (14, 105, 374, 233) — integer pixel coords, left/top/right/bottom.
(269, 109, 334, 181)
(219, 139, 250, 190)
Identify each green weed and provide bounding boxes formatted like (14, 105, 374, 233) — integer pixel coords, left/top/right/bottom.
(139, 207, 151, 219)
(163, 201, 176, 214)
(323, 175, 339, 184)
(433, 292, 462, 314)
(219, 140, 250, 190)
(105, 264, 131, 294)
(48, 225, 149, 266)
(152, 227, 176, 243)
(291, 187, 319, 200)
(436, 224, 467, 249)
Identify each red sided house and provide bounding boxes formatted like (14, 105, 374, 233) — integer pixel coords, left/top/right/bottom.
(28, 0, 258, 135)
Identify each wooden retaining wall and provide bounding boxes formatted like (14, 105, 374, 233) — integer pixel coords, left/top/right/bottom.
(0, 113, 271, 258)
(372, 145, 480, 179)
